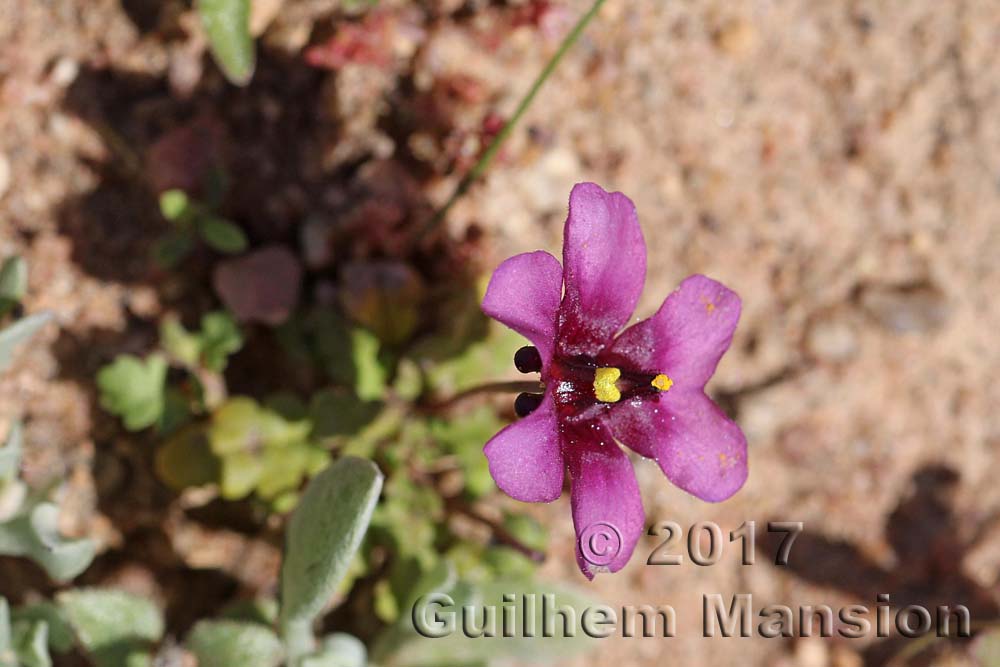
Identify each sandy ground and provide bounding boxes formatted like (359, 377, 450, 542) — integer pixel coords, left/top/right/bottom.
(2, 1, 1000, 666)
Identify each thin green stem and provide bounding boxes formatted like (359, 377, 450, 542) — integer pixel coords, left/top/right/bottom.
(419, 0, 609, 238)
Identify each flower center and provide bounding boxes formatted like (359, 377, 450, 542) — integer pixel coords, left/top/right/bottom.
(593, 367, 622, 402)
(508, 346, 673, 419)
(593, 367, 673, 403)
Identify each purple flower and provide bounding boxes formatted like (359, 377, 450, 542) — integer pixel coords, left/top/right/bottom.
(481, 182, 748, 578)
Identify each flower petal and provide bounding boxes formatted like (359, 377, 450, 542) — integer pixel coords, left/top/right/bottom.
(606, 390, 748, 502)
(483, 393, 564, 502)
(482, 250, 563, 368)
(557, 183, 646, 357)
(562, 420, 645, 578)
(606, 274, 740, 389)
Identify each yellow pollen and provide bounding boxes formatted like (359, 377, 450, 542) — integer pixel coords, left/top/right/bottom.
(593, 367, 622, 403)
(651, 374, 673, 391)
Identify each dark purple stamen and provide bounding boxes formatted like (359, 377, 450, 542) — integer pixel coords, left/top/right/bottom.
(514, 392, 544, 417)
(514, 345, 543, 374)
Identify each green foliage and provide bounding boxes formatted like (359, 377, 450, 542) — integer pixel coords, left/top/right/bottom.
(159, 189, 189, 220)
(0, 424, 96, 582)
(429, 406, 502, 499)
(351, 329, 387, 401)
(96, 355, 168, 431)
(0, 422, 22, 484)
(161, 311, 243, 372)
(201, 216, 250, 253)
(154, 189, 248, 267)
(57, 589, 164, 667)
(208, 397, 328, 504)
(298, 633, 367, 667)
(0, 313, 52, 374)
(186, 620, 284, 667)
(197, 0, 255, 86)
(10, 604, 72, 654)
(0, 504, 97, 582)
(280, 457, 383, 662)
(154, 426, 220, 490)
(308, 390, 382, 440)
(1, 597, 54, 667)
(0, 257, 27, 318)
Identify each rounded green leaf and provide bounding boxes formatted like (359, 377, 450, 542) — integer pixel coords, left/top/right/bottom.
(95, 355, 167, 431)
(197, 0, 255, 86)
(0, 503, 97, 581)
(300, 633, 367, 667)
(57, 589, 163, 667)
(186, 620, 283, 667)
(155, 427, 220, 491)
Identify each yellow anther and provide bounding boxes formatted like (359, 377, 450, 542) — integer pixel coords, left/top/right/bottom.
(593, 367, 622, 403)
(651, 374, 673, 392)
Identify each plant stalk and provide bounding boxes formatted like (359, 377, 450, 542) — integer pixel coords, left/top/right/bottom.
(419, 0, 609, 238)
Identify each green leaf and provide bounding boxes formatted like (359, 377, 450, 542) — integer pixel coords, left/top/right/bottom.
(256, 444, 327, 500)
(161, 312, 243, 372)
(0, 598, 11, 667)
(0, 312, 52, 374)
(159, 190, 190, 221)
(155, 427, 220, 491)
(209, 398, 312, 456)
(0, 422, 23, 483)
(160, 317, 202, 368)
(372, 579, 602, 667)
(10, 620, 51, 667)
(0, 503, 97, 581)
(199, 216, 249, 254)
(219, 451, 264, 500)
(197, 0, 255, 86)
(299, 633, 367, 667)
(11, 603, 73, 654)
(199, 311, 243, 371)
(308, 390, 381, 439)
(0, 256, 27, 318)
(58, 589, 163, 667)
(96, 355, 168, 431)
(351, 329, 386, 402)
(186, 620, 283, 667)
(280, 457, 383, 659)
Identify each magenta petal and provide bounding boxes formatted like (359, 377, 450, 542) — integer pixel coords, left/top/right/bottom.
(482, 250, 563, 368)
(607, 390, 748, 502)
(483, 393, 564, 503)
(563, 421, 645, 578)
(557, 183, 646, 357)
(608, 274, 741, 389)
